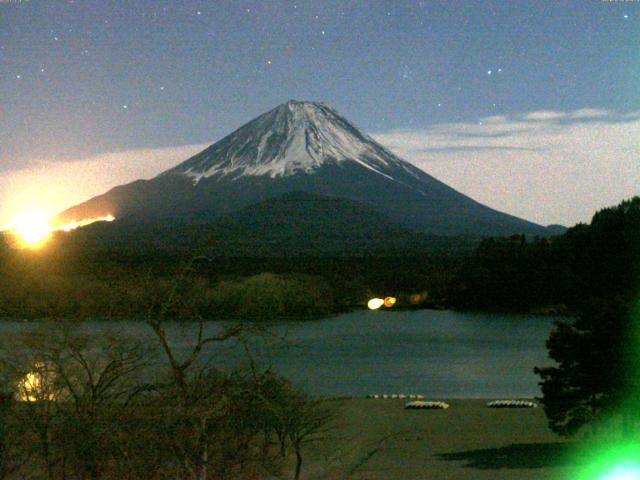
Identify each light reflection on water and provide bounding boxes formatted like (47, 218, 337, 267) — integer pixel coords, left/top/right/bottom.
(0, 310, 557, 398)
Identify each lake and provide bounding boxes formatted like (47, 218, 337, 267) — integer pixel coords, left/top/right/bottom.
(1, 309, 558, 399)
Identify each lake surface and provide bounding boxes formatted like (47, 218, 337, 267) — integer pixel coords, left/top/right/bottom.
(1, 310, 558, 398)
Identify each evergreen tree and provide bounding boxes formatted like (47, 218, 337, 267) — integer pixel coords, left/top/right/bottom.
(534, 298, 637, 437)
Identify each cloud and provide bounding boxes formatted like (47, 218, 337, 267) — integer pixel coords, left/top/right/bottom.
(522, 111, 566, 121)
(0, 143, 207, 227)
(373, 110, 640, 226)
(412, 146, 543, 154)
(568, 108, 611, 120)
(1, 109, 637, 229)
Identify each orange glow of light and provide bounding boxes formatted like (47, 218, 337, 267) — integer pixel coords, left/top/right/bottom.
(7, 213, 52, 248)
(58, 214, 115, 232)
(384, 297, 397, 308)
(17, 363, 55, 402)
(368, 298, 385, 310)
(409, 291, 429, 304)
(4, 213, 115, 249)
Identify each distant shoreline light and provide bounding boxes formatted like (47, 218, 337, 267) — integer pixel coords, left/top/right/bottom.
(368, 297, 397, 310)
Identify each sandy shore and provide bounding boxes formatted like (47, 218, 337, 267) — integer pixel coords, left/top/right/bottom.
(299, 398, 575, 480)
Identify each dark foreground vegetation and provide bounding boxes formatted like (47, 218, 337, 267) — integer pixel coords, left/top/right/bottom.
(0, 319, 335, 480)
(0, 232, 468, 320)
(0, 197, 638, 320)
(452, 196, 640, 314)
(531, 197, 640, 443)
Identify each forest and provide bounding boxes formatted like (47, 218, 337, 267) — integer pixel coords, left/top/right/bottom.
(452, 196, 640, 313)
(0, 196, 637, 320)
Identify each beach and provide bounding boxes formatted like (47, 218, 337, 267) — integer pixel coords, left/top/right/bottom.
(300, 398, 574, 480)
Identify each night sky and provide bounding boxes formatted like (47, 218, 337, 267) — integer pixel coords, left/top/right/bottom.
(1, 0, 639, 226)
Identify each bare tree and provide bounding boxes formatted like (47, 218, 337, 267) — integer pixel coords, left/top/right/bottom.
(286, 398, 335, 480)
(0, 258, 338, 479)
(258, 375, 336, 480)
(142, 259, 255, 479)
(0, 323, 155, 480)
(1, 328, 65, 480)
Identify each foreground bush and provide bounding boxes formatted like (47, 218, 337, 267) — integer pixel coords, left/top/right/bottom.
(0, 322, 334, 480)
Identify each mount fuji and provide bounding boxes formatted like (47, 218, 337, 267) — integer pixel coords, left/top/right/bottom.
(56, 100, 556, 238)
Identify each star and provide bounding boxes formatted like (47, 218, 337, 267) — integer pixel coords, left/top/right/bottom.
(159, 86, 165, 91)
(122, 104, 128, 109)
(487, 70, 493, 75)
(498, 68, 502, 72)
(321, 30, 325, 35)
(266, 60, 272, 65)
(16, 74, 21, 79)
(196, 11, 201, 16)
(437, 103, 442, 108)
(53, 36, 59, 41)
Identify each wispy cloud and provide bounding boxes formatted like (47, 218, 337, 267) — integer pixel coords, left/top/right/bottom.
(374, 110, 640, 226)
(0, 143, 207, 226)
(411, 146, 543, 154)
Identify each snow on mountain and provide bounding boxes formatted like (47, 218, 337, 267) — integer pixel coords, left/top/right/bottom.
(164, 100, 403, 183)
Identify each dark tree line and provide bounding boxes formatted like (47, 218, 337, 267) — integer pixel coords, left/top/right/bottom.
(449, 234, 576, 312)
(452, 196, 640, 314)
(0, 229, 469, 320)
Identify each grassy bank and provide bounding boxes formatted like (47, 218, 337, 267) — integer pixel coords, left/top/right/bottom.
(298, 398, 575, 480)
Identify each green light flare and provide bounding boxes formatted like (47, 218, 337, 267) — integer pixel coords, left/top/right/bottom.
(571, 442, 640, 480)
(567, 301, 640, 480)
(600, 465, 640, 480)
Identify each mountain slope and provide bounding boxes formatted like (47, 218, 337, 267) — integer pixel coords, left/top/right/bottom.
(57, 191, 462, 257)
(207, 191, 429, 256)
(55, 100, 553, 237)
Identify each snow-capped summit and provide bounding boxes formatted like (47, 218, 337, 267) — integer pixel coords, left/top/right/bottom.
(55, 100, 553, 237)
(164, 100, 403, 182)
